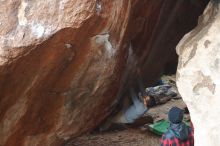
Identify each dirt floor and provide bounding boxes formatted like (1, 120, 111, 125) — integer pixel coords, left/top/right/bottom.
(66, 99, 186, 146)
(147, 98, 186, 122)
(66, 129, 160, 146)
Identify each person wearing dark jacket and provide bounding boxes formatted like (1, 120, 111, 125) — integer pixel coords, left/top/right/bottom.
(160, 107, 194, 146)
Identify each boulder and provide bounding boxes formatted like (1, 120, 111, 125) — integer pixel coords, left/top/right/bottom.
(0, 1, 130, 145)
(176, 1, 220, 145)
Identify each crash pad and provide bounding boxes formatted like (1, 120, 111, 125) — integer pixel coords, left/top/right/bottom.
(148, 119, 190, 136)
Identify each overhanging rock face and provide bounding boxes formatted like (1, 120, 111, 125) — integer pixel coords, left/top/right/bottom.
(176, 1, 220, 145)
(0, 0, 208, 146)
(0, 1, 130, 145)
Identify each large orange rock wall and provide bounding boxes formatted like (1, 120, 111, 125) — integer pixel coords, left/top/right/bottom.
(0, 0, 208, 146)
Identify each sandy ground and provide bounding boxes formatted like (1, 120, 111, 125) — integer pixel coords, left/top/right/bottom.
(66, 129, 160, 146)
(147, 98, 186, 122)
(66, 99, 186, 146)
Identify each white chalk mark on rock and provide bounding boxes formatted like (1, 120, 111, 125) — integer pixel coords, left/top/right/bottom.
(31, 23, 45, 38)
(18, 0, 28, 26)
(59, 0, 68, 10)
(96, 1, 102, 14)
(95, 34, 116, 58)
(65, 43, 72, 49)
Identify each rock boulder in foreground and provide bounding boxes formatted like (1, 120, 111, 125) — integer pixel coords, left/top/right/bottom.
(177, 1, 220, 145)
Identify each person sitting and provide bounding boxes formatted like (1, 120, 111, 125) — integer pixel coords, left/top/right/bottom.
(160, 107, 194, 146)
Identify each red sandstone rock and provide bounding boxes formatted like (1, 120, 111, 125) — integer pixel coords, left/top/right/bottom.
(0, 0, 208, 146)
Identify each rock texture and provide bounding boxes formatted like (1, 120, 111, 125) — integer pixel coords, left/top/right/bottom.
(176, 1, 220, 145)
(0, 1, 130, 146)
(0, 0, 208, 146)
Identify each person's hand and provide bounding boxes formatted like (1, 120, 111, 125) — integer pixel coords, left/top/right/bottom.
(143, 96, 150, 107)
(143, 98, 147, 106)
